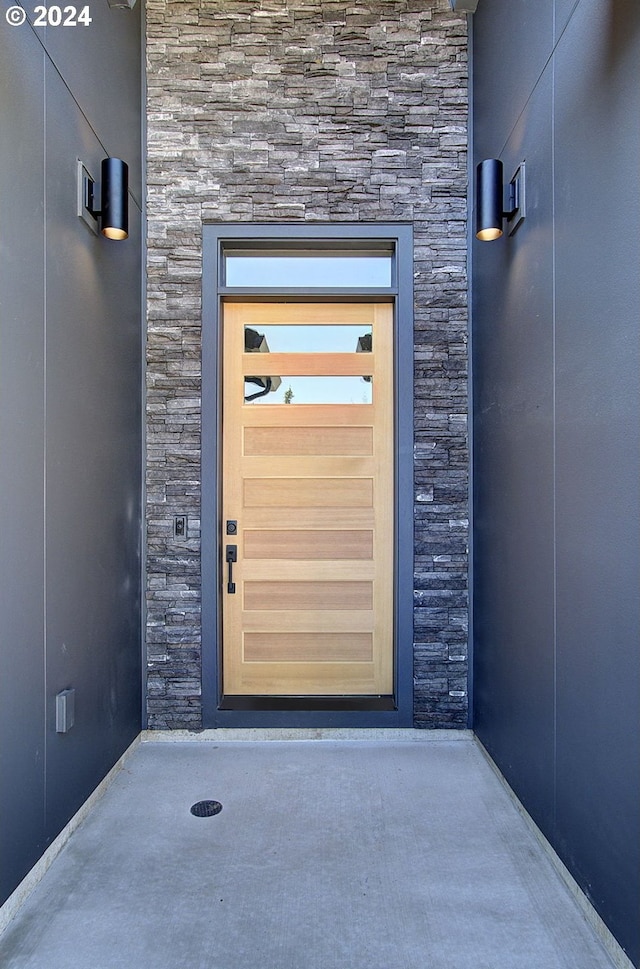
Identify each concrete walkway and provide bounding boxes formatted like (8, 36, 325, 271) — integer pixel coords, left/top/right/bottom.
(0, 736, 621, 969)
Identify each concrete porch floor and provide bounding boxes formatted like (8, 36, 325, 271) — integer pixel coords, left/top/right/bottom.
(0, 735, 622, 969)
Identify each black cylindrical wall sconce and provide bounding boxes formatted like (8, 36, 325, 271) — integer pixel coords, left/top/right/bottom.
(476, 159, 504, 241)
(79, 157, 129, 240)
(476, 158, 526, 242)
(100, 158, 129, 240)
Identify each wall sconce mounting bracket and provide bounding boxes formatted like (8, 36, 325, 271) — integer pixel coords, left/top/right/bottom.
(77, 160, 99, 235)
(506, 162, 526, 236)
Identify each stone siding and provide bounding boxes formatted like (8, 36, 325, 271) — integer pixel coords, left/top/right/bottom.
(146, 0, 469, 728)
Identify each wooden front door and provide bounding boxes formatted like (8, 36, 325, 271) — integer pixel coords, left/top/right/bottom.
(221, 301, 394, 697)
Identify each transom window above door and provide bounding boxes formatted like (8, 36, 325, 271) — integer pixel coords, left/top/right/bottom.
(223, 247, 393, 288)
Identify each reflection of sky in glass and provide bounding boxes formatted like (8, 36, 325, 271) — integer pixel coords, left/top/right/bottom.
(250, 377, 372, 405)
(254, 325, 371, 353)
(244, 325, 373, 404)
(226, 254, 392, 288)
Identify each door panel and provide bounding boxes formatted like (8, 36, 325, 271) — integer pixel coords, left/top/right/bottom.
(221, 301, 393, 697)
(244, 580, 373, 612)
(243, 633, 373, 663)
(244, 530, 373, 560)
(243, 476, 373, 507)
(244, 426, 374, 456)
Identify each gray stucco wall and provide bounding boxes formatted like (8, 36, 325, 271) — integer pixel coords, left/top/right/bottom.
(0, 5, 142, 906)
(471, 0, 640, 962)
(145, 0, 469, 729)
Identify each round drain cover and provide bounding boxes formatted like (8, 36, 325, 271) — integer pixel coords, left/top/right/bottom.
(190, 800, 222, 818)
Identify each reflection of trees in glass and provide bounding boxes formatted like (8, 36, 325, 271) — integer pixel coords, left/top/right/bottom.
(283, 386, 294, 405)
(356, 333, 372, 353)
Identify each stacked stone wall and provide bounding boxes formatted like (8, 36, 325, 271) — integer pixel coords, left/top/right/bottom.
(146, 0, 469, 728)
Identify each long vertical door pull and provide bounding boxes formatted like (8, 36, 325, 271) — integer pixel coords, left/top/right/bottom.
(226, 545, 237, 594)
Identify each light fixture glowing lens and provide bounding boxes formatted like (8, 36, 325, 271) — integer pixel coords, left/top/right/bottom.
(476, 226, 503, 242)
(102, 226, 128, 241)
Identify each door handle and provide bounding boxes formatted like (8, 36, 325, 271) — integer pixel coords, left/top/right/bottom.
(226, 544, 237, 594)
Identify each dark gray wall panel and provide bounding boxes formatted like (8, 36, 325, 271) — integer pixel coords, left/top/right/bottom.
(473, 0, 640, 961)
(0, 25, 46, 907)
(42, 2, 143, 199)
(472, 0, 553, 160)
(43, 67, 142, 839)
(554, 0, 579, 38)
(553, 0, 640, 956)
(473, 71, 556, 834)
(0, 10, 142, 905)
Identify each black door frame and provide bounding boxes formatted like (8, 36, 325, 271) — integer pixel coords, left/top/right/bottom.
(201, 222, 414, 727)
